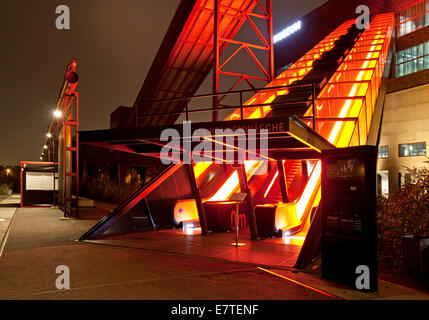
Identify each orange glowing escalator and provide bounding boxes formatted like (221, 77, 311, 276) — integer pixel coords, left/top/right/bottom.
(81, 14, 394, 242)
(173, 19, 365, 234)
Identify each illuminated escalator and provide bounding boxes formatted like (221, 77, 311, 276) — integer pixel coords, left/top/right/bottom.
(81, 14, 394, 244)
(81, 19, 358, 240)
(190, 19, 367, 236)
(254, 14, 394, 241)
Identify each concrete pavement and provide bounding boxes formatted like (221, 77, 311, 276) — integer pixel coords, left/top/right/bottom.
(0, 207, 331, 300)
(0, 204, 428, 300)
(0, 195, 19, 258)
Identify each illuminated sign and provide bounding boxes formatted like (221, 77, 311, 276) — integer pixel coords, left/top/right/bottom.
(274, 21, 302, 44)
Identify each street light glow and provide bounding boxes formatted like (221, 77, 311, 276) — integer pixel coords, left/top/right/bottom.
(53, 110, 63, 118)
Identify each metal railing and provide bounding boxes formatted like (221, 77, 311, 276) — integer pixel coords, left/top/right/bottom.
(135, 83, 319, 130)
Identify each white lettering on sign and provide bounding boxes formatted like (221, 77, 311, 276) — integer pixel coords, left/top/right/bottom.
(274, 21, 302, 44)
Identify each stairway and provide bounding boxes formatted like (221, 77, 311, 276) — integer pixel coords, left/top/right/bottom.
(286, 161, 302, 189)
(269, 23, 364, 119)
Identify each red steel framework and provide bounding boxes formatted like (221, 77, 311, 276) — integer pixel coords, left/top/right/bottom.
(212, 0, 274, 121)
(43, 60, 80, 218)
(134, 0, 274, 126)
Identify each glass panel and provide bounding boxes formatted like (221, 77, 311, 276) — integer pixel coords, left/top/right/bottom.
(378, 145, 388, 159)
(399, 143, 427, 156)
(395, 40, 429, 77)
(397, 0, 428, 36)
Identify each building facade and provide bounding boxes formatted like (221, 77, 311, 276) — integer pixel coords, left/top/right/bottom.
(378, 0, 429, 194)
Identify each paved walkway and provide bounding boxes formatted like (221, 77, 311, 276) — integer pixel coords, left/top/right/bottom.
(0, 207, 331, 300)
(0, 204, 428, 300)
(0, 195, 20, 258)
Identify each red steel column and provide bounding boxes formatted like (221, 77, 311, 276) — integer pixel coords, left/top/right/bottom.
(212, 0, 220, 122)
(266, 0, 274, 81)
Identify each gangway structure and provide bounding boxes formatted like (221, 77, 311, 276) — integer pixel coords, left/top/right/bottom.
(80, 1, 395, 268)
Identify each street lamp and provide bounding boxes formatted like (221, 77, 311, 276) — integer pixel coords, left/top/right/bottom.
(53, 110, 63, 118)
(6, 168, 11, 177)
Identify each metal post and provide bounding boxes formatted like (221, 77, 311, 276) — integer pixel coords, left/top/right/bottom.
(187, 164, 209, 235)
(212, 0, 220, 122)
(235, 201, 239, 247)
(53, 138, 56, 205)
(357, 119, 361, 145)
(277, 160, 289, 203)
(302, 160, 309, 181)
(266, 0, 274, 81)
(75, 93, 80, 219)
(239, 91, 244, 120)
(312, 82, 316, 131)
(238, 164, 258, 240)
(185, 98, 189, 121)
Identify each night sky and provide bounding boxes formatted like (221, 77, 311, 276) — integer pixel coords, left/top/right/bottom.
(0, 0, 327, 165)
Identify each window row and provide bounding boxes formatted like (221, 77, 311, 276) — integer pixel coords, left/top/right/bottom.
(378, 142, 427, 159)
(395, 41, 429, 77)
(396, 0, 429, 37)
(399, 142, 426, 157)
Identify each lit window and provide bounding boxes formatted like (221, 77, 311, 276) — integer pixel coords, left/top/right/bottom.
(378, 145, 388, 159)
(395, 41, 429, 77)
(396, 0, 429, 37)
(398, 142, 426, 157)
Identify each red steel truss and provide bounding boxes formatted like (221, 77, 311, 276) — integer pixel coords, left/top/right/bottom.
(134, 0, 274, 126)
(43, 60, 80, 218)
(212, 0, 274, 121)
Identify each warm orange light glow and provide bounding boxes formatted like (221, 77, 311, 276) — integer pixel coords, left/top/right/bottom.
(224, 19, 355, 122)
(273, 14, 394, 232)
(192, 15, 394, 237)
(296, 161, 321, 221)
(206, 20, 357, 203)
(173, 199, 199, 224)
(264, 170, 279, 198)
(193, 162, 212, 179)
(208, 161, 259, 201)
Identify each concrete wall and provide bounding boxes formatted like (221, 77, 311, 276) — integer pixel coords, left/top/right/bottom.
(377, 83, 429, 193)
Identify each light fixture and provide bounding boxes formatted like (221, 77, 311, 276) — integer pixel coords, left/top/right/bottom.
(46, 133, 52, 138)
(44, 145, 48, 149)
(53, 110, 63, 118)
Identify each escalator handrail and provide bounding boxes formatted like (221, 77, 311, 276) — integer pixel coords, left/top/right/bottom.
(295, 205, 322, 269)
